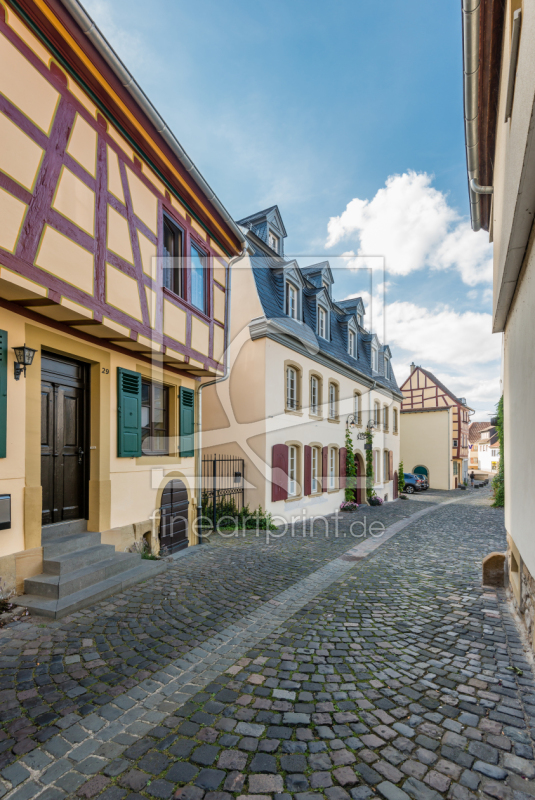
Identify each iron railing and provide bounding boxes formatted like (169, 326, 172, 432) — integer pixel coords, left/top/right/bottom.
(201, 454, 245, 529)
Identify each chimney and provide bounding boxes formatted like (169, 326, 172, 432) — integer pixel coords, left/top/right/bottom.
(410, 362, 416, 374)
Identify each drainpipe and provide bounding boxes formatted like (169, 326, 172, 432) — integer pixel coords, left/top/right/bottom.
(470, 179, 493, 194)
(195, 242, 250, 543)
(463, 0, 485, 231)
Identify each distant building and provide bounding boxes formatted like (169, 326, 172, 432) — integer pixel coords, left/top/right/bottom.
(469, 423, 500, 476)
(400, 365, 473, 487)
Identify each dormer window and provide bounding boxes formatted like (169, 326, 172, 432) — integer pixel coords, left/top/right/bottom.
(286, 282, 298, 319)
(318, 307, 327, 339)
(371, 345, 378, 372)
(268, 230, 279, 253)
(357, 313, 363, 328)
(384, 355, 390, 379)
(348, 330, 356, 358)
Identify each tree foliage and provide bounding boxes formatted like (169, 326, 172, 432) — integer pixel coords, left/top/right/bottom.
(398, 462, 405, 492)
(492, 395, 504, 508)
(366, 429, 375, 500)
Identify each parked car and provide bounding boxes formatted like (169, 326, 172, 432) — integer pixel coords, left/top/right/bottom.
(415, 474, 429, 490)
(403, 473, 423, 494)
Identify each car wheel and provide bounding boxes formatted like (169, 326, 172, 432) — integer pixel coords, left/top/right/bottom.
(405, 485, 415, 494)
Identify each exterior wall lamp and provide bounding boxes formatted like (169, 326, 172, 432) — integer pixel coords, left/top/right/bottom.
(346, 416, 376, 439)
(13, 344, 37, 380)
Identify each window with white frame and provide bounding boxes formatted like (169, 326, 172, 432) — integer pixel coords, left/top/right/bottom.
(310, 375, 319, 415)
(329, 447, 336, 490)
(354, 392, 361, 425)
(383, 406, 389, 431)
(393, 408, 398, 433)
(383, 450, 389, 481)
(286, 282, 298, 319)
(374, 401, 380, 427)
(318, 306, 327, 339)
(288, 445, 298, 496)
(329, 383, 337, 419)
(453, 438, 458, 447)
(312, 446, 320, 493)
(286, 367, 297, 411)
(348, 330, 356, 357)
(357, 313, 363, 328)
(373, 450, 380, 483)
(268, 230, 279, 253)
(371, 346, 378, 372)
(384, 355, 390, 379)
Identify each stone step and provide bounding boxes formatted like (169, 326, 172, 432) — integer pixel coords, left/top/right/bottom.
(42, 531, 102, 560)
(43, 544, 116, 576)
(24, 553, 142, 599)
(41, 519, 88, 540)
(18, 559, 167, 619)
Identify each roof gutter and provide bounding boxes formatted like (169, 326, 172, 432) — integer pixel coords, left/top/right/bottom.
(462, 0, 487, 231)
(59, 0, 247, 249)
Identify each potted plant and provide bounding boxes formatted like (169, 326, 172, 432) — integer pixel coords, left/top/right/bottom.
(340, 501, 359, 512)
(368, 495, 383, 507)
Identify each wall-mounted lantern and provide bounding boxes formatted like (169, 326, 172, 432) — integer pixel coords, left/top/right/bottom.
(13, 344, 37, 380)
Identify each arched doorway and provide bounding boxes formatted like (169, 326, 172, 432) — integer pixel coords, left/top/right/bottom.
(354, 452, 365, 504)
(413, 465, 428, 477)
(160, 479, 189, 554)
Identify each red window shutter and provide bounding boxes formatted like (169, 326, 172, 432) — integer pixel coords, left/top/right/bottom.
(389, 451, 393, 481)
(322, 446, 328, 492)
(271, 444, 289, 502)
(304, 445, 312, 496)
(339, 447, 347, 490)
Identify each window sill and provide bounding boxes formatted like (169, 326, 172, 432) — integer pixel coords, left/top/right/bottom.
(136, 455, 181, 465)
(285, 494, 303, 503)
(309, 413, 323, 420)
(327, 487, 339, 494)
(328, 417, 340, 424)
(285, 408, 303, 417)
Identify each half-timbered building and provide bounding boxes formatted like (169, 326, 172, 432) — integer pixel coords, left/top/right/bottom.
(400, 364, 473, 487)
(0, 0, 244, 614)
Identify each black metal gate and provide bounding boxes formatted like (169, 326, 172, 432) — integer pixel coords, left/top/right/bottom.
(201, 454, 245, 529)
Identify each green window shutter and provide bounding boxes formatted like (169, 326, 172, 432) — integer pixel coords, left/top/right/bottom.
(179, 386, 195, 457)
(117, 368, 142, 457)
(0, 330, 7, 459)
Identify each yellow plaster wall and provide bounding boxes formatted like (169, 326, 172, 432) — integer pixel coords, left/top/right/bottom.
(52, 167, 95, 236)
(213, 324, 225, 363)
(0, 111, 44, 191)
(35, 226, 94, 295)
(0, 30, 59, 134)
(163, 299, 187, 344)
(107, 205, 133, 263)
(145, 286, 156, 328)
(107, 146, 125, 202)
(106, 263, 143, 321)
(191, 316, 210, 357)
(400, 409, 453, 490)
(213, 285, 225, 324)
(137, 231, 157, 279)
(0, 189, 27, 253)
(6, 6, 52, 65)
(66, 113, 97, 177)
(126, 167, 158, 234)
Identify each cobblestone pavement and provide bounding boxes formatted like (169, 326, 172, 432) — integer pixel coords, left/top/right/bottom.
(2, 490, 529, 800)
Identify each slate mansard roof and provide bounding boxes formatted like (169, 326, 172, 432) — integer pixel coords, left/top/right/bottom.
(237, 207, 401, 396)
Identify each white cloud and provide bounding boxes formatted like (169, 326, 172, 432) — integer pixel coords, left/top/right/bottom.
(325, 171, 493, 286)
(82, 0, 149, 71)
(371, 300, 501, 414)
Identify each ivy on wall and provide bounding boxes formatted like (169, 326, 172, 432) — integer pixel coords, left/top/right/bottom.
(492, 396, 504, 508)
(398, 461, 405, 493)
(344, 428, 357, 502)
(366, 429, 375, 500)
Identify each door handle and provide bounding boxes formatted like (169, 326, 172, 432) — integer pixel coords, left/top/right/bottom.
(78, 446, 84, 464)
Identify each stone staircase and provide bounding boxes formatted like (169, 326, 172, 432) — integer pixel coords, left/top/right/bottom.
(17, 520, 167, 619)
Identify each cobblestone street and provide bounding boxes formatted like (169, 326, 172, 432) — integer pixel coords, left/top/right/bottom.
(2, 490, 530, 800)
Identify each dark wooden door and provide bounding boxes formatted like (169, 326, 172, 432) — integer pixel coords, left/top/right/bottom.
(41, 353, 88, 525)
(160, 479, 188, 554)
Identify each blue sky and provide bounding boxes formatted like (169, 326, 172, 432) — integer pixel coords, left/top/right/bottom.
(85, 0, 501, 417)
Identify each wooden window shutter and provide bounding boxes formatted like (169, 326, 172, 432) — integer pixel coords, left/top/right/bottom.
(389, 450, 393, 481)
(179, 387, 195, 457)
(304, 445, 312, 496)
(117, 368, 142, 457)
(0, 330, 7, 458)
(339, 447, 347, 490)
(271, 444, 288, 502)
(322, 446, 328, 492)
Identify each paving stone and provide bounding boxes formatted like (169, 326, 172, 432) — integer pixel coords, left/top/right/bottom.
(377, 781, 412, 800)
